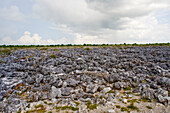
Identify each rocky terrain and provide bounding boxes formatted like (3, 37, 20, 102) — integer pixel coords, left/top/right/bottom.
(0, 46, 170, 113)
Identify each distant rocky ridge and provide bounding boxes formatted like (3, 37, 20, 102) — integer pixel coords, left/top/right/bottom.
(0, 46, 169, 113)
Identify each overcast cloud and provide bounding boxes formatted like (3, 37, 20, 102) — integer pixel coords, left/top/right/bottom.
(0, 0, 170, 44)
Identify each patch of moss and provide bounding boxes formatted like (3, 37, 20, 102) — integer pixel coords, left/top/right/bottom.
(40, 48, 48, 50)
(84, 47, 91, 50)
(73, 100, 80, 106)
(35, 104, 44, 109)
(142, 80, 147, 83)
(141, 97, 151, 102)
(168, 91, 170, 96)
(127, 103, 139, 111)
(124, 87, 131, 90)
(115, 105, 121, 109)
(49, 54, 56, 58)
(17, 111, 21, 113)
(56, 106, 79, 111)
(107, 90, 115, 93)
(86, 100, 98, 110)
(99, 95, 103, 99)
(146, 106, 152, 109)
(27, 104, 46, 113)
(127, 99, 139, 103)
(43, 101, 47, 104)
(48, 103, 53, 105)
(121, 107, 129, 112)
(0, 49, 11, 55)
(48, 111, 52, 113)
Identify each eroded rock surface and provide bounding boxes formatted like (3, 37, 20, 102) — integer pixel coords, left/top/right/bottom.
(0, 46, 170, 112)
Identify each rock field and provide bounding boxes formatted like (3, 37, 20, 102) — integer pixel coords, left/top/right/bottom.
(0, 46, 170, 113)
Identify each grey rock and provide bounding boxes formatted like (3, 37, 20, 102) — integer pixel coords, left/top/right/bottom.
(26, 76, 35, 84)
(36, 74, 44, 84)
(104, 73, 120, 83)
(67, 78, 78, 87)
(114, 82, 126, 89)
(86, 84, 98, 93)
(103, 87, 112, 93)
(61, 87, 72, 96)
(50, 86, 61, 98)
(142, 88, 155, 99)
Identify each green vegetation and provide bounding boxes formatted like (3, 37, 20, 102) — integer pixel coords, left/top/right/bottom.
(168, 91, 170, 96)
(124, 86, 131, 90)
(49, 54, 56, 58)
(43, 101, 47, 104)
(55, 106, 79, 112)
(121, 107, 129, 112)
(17, 111, 21, 113)
(142, 80, 147, 83)
(141, 97, 151, 102)
(34, 104, 44, 109)
(0, 48, 11, 55)
(26, 104, 46, 113)
(86, 100, 98, 110)
(73, 100, 80, 106)
(48, 103, 53, 105)
(48, 111, 52, 113)
(107, 90, 115, 93)
(84, 47, 91, 50)
(115, 105, 121, 108)
(127, 103, 139, 111)
(0, 43, 169, 49)
(146, 106, 152, 109)
(127, 99, 140, 103)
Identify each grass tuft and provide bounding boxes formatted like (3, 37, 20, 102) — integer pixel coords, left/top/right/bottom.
(127, 103, 139, 111)
(146, 106, 152, 109)
(49, 54, 56, 58)
(115, 105, 121, 109)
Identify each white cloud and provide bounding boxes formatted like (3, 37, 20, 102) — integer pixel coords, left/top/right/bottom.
(0, 31, 73, 45)
(32, 0, 170, 44)
(0, 6, 25, 22)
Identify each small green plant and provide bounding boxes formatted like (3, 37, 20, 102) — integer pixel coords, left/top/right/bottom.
(86, 100, 98, 110)
(141, 97, 151, 102)
(73, 100, 80, 106)
(56, 106, 79, 111)
(48, 103, 53, 105)
(146, 106, 152, 109)
(49, 54, 56, 58)
(124, 87, 131, 90)
(121, 107, 129, 112)
(34, 104, 44, 108)
(40, 48, 48, 50)
(0, 49, 11, 55)
(127, 103, 139, 111)
(17, 111, 21, 113)
(43, 101, 47, 104)
(142, 80, 147, 83)
(99, 95, 103, 99)
(107, 90, 115, 93)
(115, 105, 121, 109)
(84, 47, 91, 50)
(48, 111, 52, 113)
(127, 99, 139, 103)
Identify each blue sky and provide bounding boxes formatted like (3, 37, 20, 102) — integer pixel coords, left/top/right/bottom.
(0, 0, 170, 44)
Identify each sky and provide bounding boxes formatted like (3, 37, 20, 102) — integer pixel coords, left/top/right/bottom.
(0, 0, 170, 45)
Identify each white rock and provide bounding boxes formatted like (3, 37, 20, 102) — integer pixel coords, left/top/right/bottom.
(123, 99, 127, 103)
(103, 87, 112, 93)
(107, 109, 115, 113)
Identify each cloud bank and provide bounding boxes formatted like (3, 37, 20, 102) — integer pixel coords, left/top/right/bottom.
(32, 0, 170, 44)
(0, 31, 72, 45)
